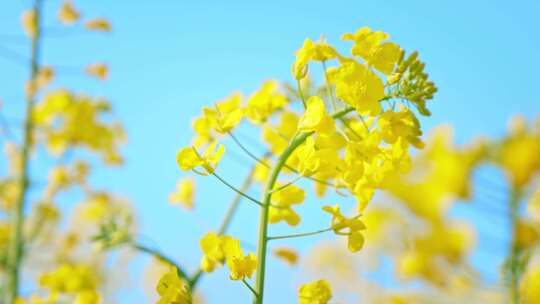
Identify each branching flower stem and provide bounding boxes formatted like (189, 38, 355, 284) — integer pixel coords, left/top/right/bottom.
(5, 1, 43, 303)
(253, 107, 353, 304)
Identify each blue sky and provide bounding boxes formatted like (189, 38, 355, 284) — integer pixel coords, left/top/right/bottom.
(1, 0, 540, 303)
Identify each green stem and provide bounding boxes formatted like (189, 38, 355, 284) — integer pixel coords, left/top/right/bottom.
(508, 186, 523, 304)
(253, 106, 354, 304)
(5, 1, 43, 303)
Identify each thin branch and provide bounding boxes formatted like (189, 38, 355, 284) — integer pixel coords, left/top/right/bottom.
(211, 172, 264, 207)
(228, 131, 270, 168)
(267, 227, 333, 241)
(269, 175, 303, 194)
(243, 279, 259, 298)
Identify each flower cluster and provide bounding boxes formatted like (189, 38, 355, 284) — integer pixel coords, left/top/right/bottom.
(37, 263, 101, 304)
(173, 26, 437, 303)
(33, 90, 125, 165)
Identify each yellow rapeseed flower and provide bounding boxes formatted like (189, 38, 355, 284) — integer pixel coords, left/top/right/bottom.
(298, 96, 335, 136)
(176, 142, 225, 175)
(332, 60, 385, 116)
(227, 252, 257, 280)
(292, 38, 339, 79)
(268, 183, 305, 226)
(202, 93, 244, 133)
(342, 27, 401, 75)
(322, 204, 366, 252)
(245, 80, 287, 124)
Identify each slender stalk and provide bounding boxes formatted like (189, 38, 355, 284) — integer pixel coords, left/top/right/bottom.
(243, 279, 259, 298)
(253, 106, 354, 304)
(211, 172, 263, 207)
(508, 186, 523, 304)
(188, 167, 256, 289)
(267, 227, 333, 241)
(4, 2, 43, 303)
(268, 175, 303, 194)
(228, 132, 270, 168)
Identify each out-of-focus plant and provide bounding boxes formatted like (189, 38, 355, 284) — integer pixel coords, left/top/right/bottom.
(0, 1, 133, 303)
(302, 117, 540, 304)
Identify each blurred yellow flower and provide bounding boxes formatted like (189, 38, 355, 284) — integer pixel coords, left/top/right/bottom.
(85, 18, 112, 32)
(169, 178, 195, 210)
(521, 264, 540, 304)
(245, 80, 287, 124)
(156, 267, 191, 304)
(273, 247, 299, 266)
(298, 279, 332, 304)
(202, 93, 243, 133)
(85, 63, 109, 81)
(58, 1, 80, 25)
(21, 9, 37, 38)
